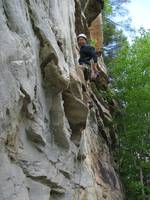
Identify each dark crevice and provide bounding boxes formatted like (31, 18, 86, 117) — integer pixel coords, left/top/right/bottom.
(40, 53, 58, 78)
(25, 0, 44, 47)
(20, 86, 32, 118)
(57, 40, 64, 53)
(74, 0, 89, 36)
(84, 0, 104, 26)
(2, 1, 11, 30)
(25, 0, 59, 80)
(26, 175, 66, 195)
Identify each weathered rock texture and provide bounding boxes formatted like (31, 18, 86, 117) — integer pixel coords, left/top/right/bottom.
(0, 0, 124, 199)
(89, 14, 103, 52)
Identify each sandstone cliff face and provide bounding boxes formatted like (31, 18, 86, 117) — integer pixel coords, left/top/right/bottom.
(0, 0, 124, 199)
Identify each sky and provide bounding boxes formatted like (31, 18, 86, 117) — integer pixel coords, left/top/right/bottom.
(126, 0, 150, 30)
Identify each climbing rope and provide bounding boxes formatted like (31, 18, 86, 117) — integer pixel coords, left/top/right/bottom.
(77, 129, 86, 200)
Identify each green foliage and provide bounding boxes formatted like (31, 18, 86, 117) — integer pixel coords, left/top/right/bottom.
(110, 31, 150, 199)
(89, 39, 97, 47)
(91, 80, 115, 103)
(104, 0, 112, 14)
(102, 0, 133, 65)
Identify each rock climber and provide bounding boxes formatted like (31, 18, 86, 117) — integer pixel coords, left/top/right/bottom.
(77, 33, 99, 83)
(77, 33, 100, 109)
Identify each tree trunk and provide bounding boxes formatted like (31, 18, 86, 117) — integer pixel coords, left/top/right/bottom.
(140, 167, 146, 200)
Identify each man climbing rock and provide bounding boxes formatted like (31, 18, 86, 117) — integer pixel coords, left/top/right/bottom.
(77, 33, 99, 83)
(77, 33, 99, 109)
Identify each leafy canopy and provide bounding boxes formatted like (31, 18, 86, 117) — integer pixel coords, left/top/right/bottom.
(110, 30, 150, 200)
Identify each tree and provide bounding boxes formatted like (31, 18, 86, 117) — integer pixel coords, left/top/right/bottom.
(102, 0, 133, 64)
(110, 30, 150, 200)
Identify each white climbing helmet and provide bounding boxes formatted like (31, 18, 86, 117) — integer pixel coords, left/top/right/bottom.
(77, 33, 87, 40)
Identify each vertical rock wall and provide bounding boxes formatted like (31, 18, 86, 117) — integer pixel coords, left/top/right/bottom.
(0, 0, 124, 199)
